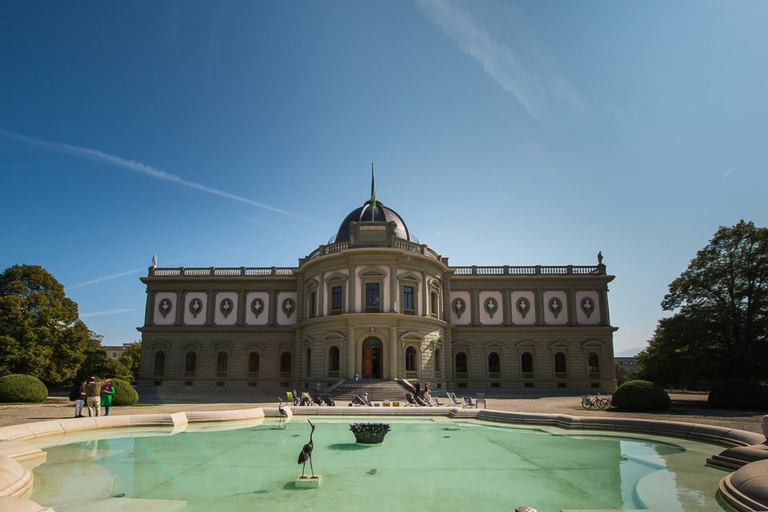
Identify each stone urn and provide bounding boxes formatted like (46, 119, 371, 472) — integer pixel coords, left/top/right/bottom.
(350, 423, 391, 444)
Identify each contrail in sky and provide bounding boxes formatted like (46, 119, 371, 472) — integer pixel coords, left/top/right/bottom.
(0, 129, 326, 225)
(722, 161, 742, 179)
(69, 251, 231, 289)
(80, 308, 134, 318)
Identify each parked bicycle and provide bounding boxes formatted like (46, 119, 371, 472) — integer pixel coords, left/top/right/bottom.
(581, 394, 611, 410)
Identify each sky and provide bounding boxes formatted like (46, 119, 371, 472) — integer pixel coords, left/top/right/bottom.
(2, 1, 767, 356)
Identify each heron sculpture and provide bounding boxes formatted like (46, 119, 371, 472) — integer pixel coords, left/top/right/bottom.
(277, 397, 287, 428)
(298, 419, 316, 478)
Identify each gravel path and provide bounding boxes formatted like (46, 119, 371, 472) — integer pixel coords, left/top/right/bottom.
(1, 393, 764, 435)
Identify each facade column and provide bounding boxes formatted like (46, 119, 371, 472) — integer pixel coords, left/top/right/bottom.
(502, 288, 512, 326)
(535, 289, 544, 326)
(389, 326, 398, 379)
(600, 287, 610, 326)
(236, 289, 246, 326)
(268, 290, 277, 326)
(347, 326, 356, 378)
(470, 288, 480, 326)
(175, 291, 185, 326)
(389, 264, 397, 313)
(145, 289, 154, 326)
(348, 264, 356, 313)
(206, 290, 216, 326)
(421, 271, 428, 317)
(318, 272, 325, 317)
(567, 288, 577, 326)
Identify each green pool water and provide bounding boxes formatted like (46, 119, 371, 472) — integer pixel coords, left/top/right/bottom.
(28, 417, 731, 512)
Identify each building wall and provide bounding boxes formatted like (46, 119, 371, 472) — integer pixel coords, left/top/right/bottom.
(139, 225, 616, 391)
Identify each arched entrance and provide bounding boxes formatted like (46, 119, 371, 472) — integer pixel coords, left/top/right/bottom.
(362, 337, 383, 379)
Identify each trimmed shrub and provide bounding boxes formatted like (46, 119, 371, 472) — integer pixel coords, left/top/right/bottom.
(111, 378, 139, 406)
(708, 379, 768, 409)
(0, 374, 48, 403)
(611, 380, 671, 410)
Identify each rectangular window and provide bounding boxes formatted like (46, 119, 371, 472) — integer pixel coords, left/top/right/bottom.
(331, 286, 343, 314)
(403, 286, 414, 314)
(365, 283, 380, 312)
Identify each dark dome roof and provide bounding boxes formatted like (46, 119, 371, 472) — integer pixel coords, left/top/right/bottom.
(334, 200, 412, 243)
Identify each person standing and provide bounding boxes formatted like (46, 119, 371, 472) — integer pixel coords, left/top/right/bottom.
(424, 382, 432, 403)
(74, 379, 86, 417)
(101, 379, 115, 416)
(413, 380, 421, 399)
(84, 376, 102, 417)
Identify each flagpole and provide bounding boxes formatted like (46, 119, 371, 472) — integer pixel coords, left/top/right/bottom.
(370, 162, 376, 222)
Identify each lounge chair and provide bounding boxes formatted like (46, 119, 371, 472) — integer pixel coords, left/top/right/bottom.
(429, 395, 444, 406)
(354, 394, 373, 406)
(405, 392, 426, 406)
(462, 396, 475, 408)
(446, 392, 464, 407)
(475, 393, 486, 409)
(321, 393, 335, 406)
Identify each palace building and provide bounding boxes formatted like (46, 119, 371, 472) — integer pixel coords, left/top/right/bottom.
(137, 185, 617, 391)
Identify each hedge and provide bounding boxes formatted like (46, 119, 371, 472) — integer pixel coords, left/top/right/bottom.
(708, 379, 768, 409)
(0, 374, 48, 403)
(611, 380, 671, 410)
(111, 378, 139, 406)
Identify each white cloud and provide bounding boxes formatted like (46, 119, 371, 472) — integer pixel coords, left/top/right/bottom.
(607, 103, 636, 132)
(415, 0, 587, 122)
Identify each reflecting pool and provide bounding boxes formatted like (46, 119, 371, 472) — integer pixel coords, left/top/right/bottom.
(28, 417, 731, 512)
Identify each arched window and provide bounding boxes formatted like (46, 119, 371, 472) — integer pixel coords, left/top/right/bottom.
(521, 352, 533, 376)
(455, 352, 468, 378)
(328, 346, 340, 377)
(305, 348, 312, 378)
(280, 352, 292, 378)
(185, 352, 197, 375)
(488, 352, 501, 378)
(217, 352, 228, 376)
(154, 351, 166, 375)
(554, 352, 566, 377)
(405, 346, 417, 373)
(587, 352, 600, 375)
(431, 291, 439, 318)
(434, 348, 441, 373)
(248, 352, 260, 377)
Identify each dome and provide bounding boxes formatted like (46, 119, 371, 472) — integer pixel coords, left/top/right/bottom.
(334, 200, 412, 243)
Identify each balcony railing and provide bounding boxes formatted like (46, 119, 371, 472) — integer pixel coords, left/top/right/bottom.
(150, 266, 295, 277)
(453, 265, 604, 276)
(488, 372, 501, 379)
(521, 372, 534, 379)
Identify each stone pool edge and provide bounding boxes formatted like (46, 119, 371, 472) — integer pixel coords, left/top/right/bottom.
(0, 406, 765, 512)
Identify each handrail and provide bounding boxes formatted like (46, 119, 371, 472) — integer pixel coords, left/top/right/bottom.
(453, 265, 604, 276)
(149, 266, 296, 277)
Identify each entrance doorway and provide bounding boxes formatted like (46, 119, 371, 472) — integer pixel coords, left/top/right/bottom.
(362, 337, 383, 379)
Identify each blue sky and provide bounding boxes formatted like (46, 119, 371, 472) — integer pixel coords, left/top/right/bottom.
(2, 1, 766, 356)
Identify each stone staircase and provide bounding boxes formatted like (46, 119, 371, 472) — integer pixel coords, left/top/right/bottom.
(331, 379, 410, 404)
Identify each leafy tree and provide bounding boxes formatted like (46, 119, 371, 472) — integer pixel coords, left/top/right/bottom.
(0, 264, 101, 383)
(116, 342, 141, 381)
(638, 220, 768, 385)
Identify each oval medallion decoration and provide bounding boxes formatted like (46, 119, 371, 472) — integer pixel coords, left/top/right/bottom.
(516, 297, 530, 318)
(219, 298, 234, 318)
(189, 298, 203, 318)
(158, 298, 173, 318)
(250, 297, 264, 318)
(282, 298, 295, 318)
(452, 298, 466, 318)
(548, 297, 563, 318)
(581, 297, 595, 318)
(484, 297, 498, 318)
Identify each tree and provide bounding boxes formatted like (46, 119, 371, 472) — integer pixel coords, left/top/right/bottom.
(0, 264, 102, 383)
(116, 342, 141, 381)
(638, 220, 768, 385)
